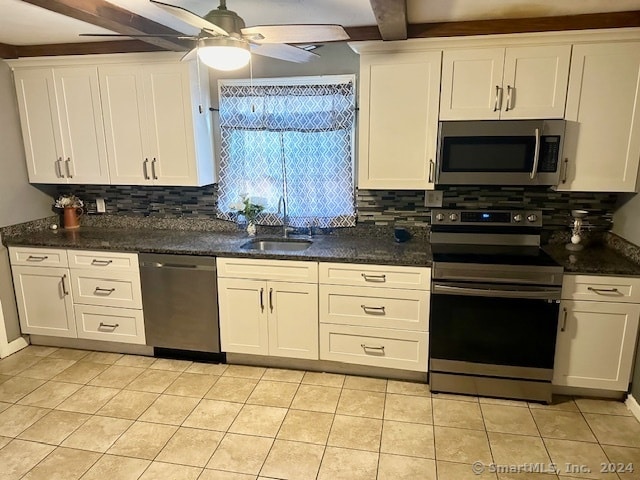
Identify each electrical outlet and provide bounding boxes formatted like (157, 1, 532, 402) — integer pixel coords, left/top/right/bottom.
(424, 190, 443, 208)
(96, 198, 106, 213)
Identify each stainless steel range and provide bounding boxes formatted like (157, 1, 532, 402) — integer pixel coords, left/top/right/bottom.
(429, 209, 563, 403)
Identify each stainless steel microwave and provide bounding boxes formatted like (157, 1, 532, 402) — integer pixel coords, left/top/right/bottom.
(436, 120, 565, 186)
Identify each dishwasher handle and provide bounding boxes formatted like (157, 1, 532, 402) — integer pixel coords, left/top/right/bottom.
(139, 255, 216, 271)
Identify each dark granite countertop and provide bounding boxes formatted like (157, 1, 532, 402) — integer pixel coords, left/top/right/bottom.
(544, 242, 640, 277)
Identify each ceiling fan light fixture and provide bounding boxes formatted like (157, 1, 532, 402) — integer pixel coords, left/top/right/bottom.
(197, 37, 250, 71)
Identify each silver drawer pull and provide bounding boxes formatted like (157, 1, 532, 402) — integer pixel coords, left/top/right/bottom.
(361, 273, 386, 282)
(587, 287, 621, 295)
(361, 304, 386, 315)
(94, 287, 116, 295)
(91, 259, 113, 266)
(99, 322, 119, 330)
(361, 344, 385, 355)
(27, 255, 49, 262)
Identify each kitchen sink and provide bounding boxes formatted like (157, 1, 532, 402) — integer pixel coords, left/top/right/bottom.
(240, 238, 313, 251)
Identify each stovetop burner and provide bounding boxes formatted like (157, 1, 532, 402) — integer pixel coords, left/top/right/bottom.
(432, 244, 559, 268)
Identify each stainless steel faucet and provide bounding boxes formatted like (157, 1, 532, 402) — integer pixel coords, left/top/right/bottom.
(277, 196, 291, 238)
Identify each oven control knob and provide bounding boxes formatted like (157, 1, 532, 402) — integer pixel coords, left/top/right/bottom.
(527, 214, 538, 223)
(435, 213, 445, 222)
(513, 214, 523, 223)
(448, 213, 459, 222)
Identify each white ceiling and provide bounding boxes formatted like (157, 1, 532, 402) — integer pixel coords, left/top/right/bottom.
(1, 0, 640, 46)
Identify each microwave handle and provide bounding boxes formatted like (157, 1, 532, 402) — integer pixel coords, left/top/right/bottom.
(530, 127, 541, 179)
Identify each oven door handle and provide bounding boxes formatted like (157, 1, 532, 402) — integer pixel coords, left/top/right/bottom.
(432, 282, 561, 300)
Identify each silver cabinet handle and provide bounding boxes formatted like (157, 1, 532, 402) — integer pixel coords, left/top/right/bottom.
(428, 159, 434, 183)
(91, 259, 113, 266)
(65, 157, 73, 178)
(361, 273, 386, 283)
(493, 85, 502, 112)
(587, 287, 621, 295)
(361, 304, 386, 315)
(61, 274, 69, 295)
(505, 85, 513, 111)
(361, 344, 385, 354)
(27, 255, 48, 262)
(56, 157, 64, 178)
(530, 127, 541, 179)
(143, 158, 150, 180)
(99, 322, 119, 330)
(151, 158, 158, 180)
(561, 307, 568, 332)
(269, 288, 274, 313)
(259, 287, 264, 312)
(561, 158, 569, 184)
(94, 287, 116, 295)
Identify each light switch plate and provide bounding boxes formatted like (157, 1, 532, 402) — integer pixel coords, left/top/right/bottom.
(96, 198, 106, 213)
(424, 190, 443, 208)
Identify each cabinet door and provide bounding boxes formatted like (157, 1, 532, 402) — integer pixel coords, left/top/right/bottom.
(218, 278, 268, 355)
(268, 281, 318, 360)
(99, 64, 150, 185)
(440, 48, 504, 120)
(559, 42, 640, 192)
(553, 300, 640, 390)
(358, 51, 441, 189)
(143, 63, 198, 186)
(54, 66, 110, 184)
(11, 266, 76, 338)
(13, 68, 65, 183)
(501, 45, 570, 119)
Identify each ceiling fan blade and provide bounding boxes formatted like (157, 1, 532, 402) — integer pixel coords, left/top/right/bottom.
(242, 25, 349, 44)
(250, 43, 319, 63)
(79, 33, 195, 39)
(150, 0, 228, 36)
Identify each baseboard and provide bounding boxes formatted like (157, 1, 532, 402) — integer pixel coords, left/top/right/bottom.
(625, 394, 640, 422)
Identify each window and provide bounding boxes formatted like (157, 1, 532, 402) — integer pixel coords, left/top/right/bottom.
(216, 75, 356, 228)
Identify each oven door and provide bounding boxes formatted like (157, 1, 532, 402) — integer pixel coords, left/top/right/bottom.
(429, 281, 560, 379)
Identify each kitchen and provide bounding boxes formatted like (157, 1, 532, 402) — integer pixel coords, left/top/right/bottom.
(2, 0, 640, 478)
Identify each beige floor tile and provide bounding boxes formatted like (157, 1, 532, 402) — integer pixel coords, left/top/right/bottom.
(601, 444, 640, 480)
(481, 404, 539, 436)
(497, 473, 559, 480)
(97, 390, 160, 420)
(317, 446, 378, 480)
(584, 413, 640, 448)
(55, 385, 119, 414)
(378, 453, 436, 480)
(0, 373, 10, 385)
(88, 365, 145, 388)
(532, 409, 597, 442)
(0, 376, 45, 403)
(108, 421, 177, 459)
(228, 404, 287, 437)
(544, 438, 618, 479)
(185, 363, 228, 376)
(61, 415, 133, 452)
(488, 431, 551, 465)
(276, 409, 334, 445)
(198, 469, 255, 479)
(0, 438, 55, 480)
(125, 369, 181, 393)
(246, 380, 299, 408)
(222, 364, 266, 379)
(336, 388, 385, 419)
(384, 393, 432, 424)
(434, 425, 492, 464)
(387, 380, 430, 396)
(149, 358, 193, 372)
(437, 460, 498, 479)
(81, 351, 124, 365)
(21, 446, 100, 480)
(206, 433, 273, 475)
(0, 354, 41, 376)
(433, 398, 485, 430)
(0, 401, 9, 413)
(48, 348, 90, 361)
(156, 427, 223, 467)
(529, 395, 579, 412)
(431, 392, 479, 402)
(138, 394, 199, 425)
(302, 371, 345, 388)
(139, 461, 202, 480)
(24, 345, 58, 357)
(574, 398, 632, 416)
(17, 380, 82, 408)
(18, 358, 76, 380)
(165, 373, 219, 398)
(115, 354, 157, 368)
(343, 375, 387, 392)
(183, 399, 242, 431)
(205, 376, 258, 403)
(327, 414, 382, 452)
(80, 454, 150, 480)
(0, 404, 49, 437)
(380, 420, 435, 458)
(0, 435, 10, 449)
(479, 396, 529, 407)
(290, 384, 341, 413)
(18, 410, 90, 445)
(52, 361, 109, 384)
(261, 439, 324, 480)
(262, 368, 305, 383)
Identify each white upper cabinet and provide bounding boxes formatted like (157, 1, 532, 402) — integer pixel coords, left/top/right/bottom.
(13, 66, 109, 184)
(358, 51, 442, 190)
(440, 45, 570, 120)
(558, 42, 640, 192)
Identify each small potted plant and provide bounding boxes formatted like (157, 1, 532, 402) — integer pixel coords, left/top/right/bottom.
(229, 194, 265, 237)
(54, 194, 84, 229)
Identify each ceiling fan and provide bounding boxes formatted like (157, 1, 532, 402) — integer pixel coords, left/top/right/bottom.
(82, 0, 350, 70)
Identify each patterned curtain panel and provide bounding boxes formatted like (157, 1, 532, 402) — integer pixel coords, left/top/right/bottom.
(216, 78, 356, 228)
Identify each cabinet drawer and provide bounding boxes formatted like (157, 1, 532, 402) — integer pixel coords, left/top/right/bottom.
(217, 257, 318, 283)
(70, 269, 142, 308)
(319, 262, 430, 290)
(9, 247, 68, 267)
(320, 285, 429, 331)
(68, 250, 138, 271)
(319, 323, 428, 372)
(562, 275, 640, 303)
(75, 304, 145, 345)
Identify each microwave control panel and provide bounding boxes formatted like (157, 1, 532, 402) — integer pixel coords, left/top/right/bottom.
(539, 136, 561, 172)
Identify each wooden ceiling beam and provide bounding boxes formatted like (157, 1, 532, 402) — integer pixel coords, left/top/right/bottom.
(368, 0, 407, 40)
(0, 42, 19, 59)
(18, 0, 189, 51)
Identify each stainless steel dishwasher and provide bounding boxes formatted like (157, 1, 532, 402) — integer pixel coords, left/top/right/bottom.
(139, 254, 220, 353)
